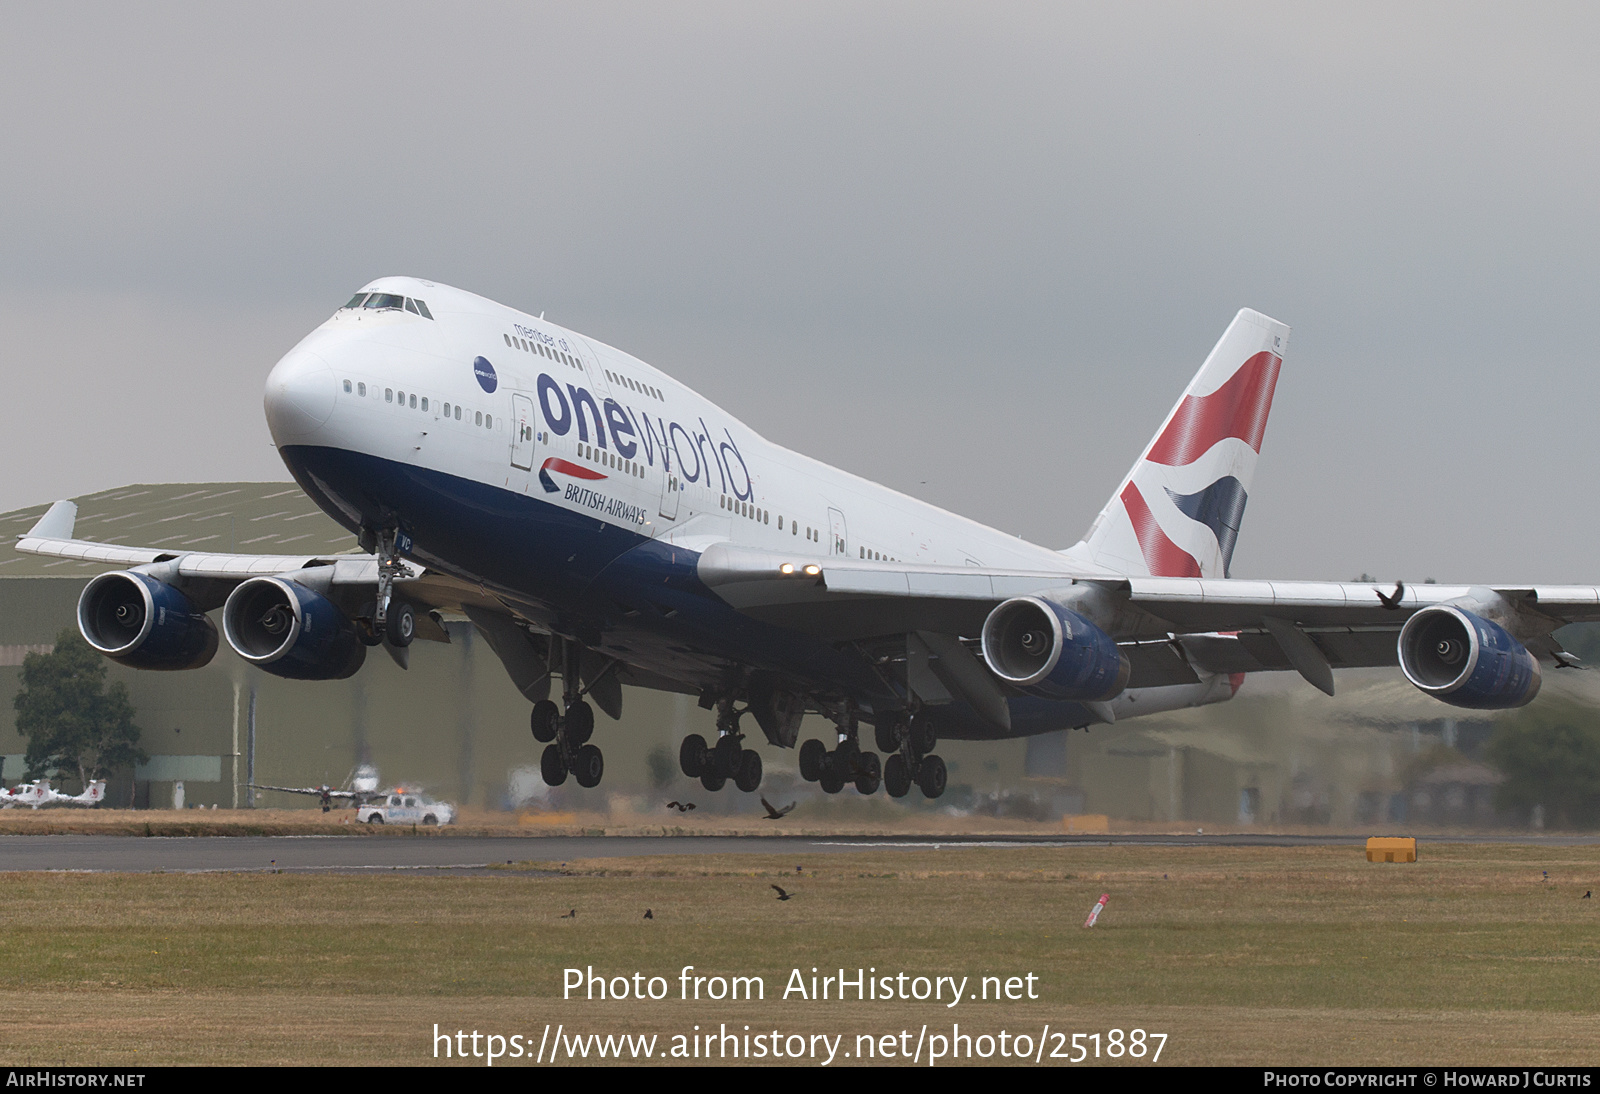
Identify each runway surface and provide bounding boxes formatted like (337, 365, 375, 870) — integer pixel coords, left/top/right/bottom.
(1, 832, 1595, 873)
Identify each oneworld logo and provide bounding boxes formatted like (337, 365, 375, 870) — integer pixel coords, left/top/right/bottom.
(473, 356, 498, 393)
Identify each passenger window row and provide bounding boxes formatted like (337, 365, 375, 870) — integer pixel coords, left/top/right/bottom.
(860, 547, 897, 561)
(602, 367, 664, 402)
(344, 293, 433, 319)
(721, 496, 770, 525)
(505, 333, 588, 375)
(342, 380, 492, 428)
(577, 442, 645, 479)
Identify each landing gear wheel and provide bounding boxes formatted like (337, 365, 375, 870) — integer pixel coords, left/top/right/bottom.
(819, 756, 846, 795)
(874, 719, 904, 754)
(387, 602, 416, 647)
(854, 751, 881, 795)
(884, 754, 912, 798)
(909, 714, 937, 756)
(530, 700, 560, 743)
(564, 700, 595, 745)
(917, 754, 947, 799)
(573, 744, 605, 789)
(700, 770, 726, 792)
(734, 749, 763, 793)
(713, 735, 743, 778)
(357, 619, 384, 647)
(798, 739, 827, 782)
(679, 734, 708, 778)
(541, 743, 569, 787)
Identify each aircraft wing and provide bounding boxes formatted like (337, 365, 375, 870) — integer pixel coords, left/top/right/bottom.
(696, 543, 1600, 688)
(250, 784, 358, 799)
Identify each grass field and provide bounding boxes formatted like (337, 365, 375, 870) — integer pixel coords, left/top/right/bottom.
(1, 843, 1597, 1066)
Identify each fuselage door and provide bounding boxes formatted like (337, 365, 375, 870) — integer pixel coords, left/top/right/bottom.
(658, 469, 681, 521)
(828, 507, 848, 556)
(510, 393, 535, 470)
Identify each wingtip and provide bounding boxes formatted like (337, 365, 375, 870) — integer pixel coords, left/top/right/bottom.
(23, 500, 76, 541)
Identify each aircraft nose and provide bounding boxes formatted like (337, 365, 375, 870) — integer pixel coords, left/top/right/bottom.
(264, 349, 336, 442)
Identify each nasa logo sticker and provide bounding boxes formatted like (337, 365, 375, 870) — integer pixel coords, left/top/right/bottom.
(473, 356, 498, 393)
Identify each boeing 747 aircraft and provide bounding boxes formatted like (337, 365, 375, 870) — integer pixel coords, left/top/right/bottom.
(19, 278, 1592, 799)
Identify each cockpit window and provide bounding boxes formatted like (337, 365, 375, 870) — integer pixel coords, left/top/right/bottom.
(344, 293, 370, 309)
(413, 299, 433, 320)
(404, 299, 420, 316)
(363, 293, 405, 311)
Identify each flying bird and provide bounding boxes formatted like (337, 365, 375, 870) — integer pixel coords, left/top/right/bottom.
(761, 797, 795, 820)
(644, 909, 654, 919)
(1377, 580, 1405, 610)
(771, 885, 793, 901)
(666, 801, 696, 813)
(560, 909, 576, 919)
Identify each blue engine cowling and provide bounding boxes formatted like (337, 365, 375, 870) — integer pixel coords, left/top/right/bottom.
(980, 596, 1130, 701)
(1398, 605, 1541, 709)
(222, 576, 366, 681)
(77, 571, 219, 670)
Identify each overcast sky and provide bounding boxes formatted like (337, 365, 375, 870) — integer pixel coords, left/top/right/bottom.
(3, 3, 1597, 582)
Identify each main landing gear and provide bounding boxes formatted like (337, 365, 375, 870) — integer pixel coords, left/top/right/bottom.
(870, 711, 946, 800)
(678, 698, 763, 793)
(530, 640, 604, 789)
(798, 708, 883, 795)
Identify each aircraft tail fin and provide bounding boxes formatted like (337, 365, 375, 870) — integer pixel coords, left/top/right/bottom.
(1069, 309, 1289, 578)
(83, 780, 106, 804)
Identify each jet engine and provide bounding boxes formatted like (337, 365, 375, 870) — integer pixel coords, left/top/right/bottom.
(222, 576, 366, 680)
(77, 571, 219, 670)
(980, 595, 1130, 701)
(1398, 604, 1541, 709)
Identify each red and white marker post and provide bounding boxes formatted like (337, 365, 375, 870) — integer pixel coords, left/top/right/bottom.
(1083, 893, 1110, 928)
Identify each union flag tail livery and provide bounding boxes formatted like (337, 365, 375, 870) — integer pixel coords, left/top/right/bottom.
(1074, 308, 1288, 578)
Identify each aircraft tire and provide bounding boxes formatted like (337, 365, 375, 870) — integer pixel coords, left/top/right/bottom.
(873, 718, 903, 754)
(565, 700, 595, 745)
(884, 754, 912, 798)
(909, 714, 937, 756)
(798, 739, 826, 782)
(541, 743, 569, 787)
(530, 700, 560, 742)
(917, 754, 947, 799)
(700, 770, 726, 792)
(819, 757, 846, 795)
(734, 749, 763, 793)
(679, 734, 708, 778)
(854, 751, 881, 795)
(573, 745, 604, 789)
(388, 602, 416, 647)
(713, 735, 743, 778)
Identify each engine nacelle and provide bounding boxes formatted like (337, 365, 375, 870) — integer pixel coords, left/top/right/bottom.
(222, 576, 366, 681)
(980, 596, 1130, 701)
(77, 571, 218, 670)
(1398, 605, 1541, 709)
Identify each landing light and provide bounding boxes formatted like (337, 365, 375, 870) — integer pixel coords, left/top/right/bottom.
(779, 563, 795, 575)
(803, 564, 821, 576)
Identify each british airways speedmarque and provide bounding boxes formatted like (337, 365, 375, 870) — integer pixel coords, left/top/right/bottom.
(19, 277, 1589, 799)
